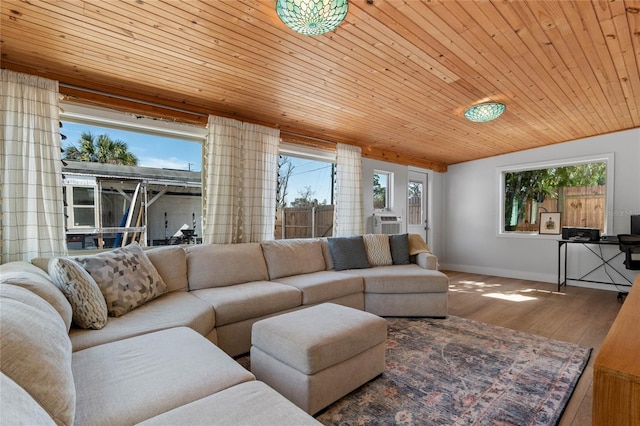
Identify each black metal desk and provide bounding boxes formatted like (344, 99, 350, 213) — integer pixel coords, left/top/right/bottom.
(557, 239, 632, 292)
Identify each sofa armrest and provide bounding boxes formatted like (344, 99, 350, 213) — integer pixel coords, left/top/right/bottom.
(415, 253, 438, 270)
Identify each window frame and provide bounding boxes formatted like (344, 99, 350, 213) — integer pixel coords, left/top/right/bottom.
(496, 153, 614, 238)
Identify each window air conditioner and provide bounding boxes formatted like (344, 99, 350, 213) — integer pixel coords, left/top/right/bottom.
(372, 213, 402, 235)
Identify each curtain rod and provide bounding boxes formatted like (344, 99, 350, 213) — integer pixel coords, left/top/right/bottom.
(59, 83, 208, 118)
(60, 83, 339, 146)
(280, 131, 337, 146)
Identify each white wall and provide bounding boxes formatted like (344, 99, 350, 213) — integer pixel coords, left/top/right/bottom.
(442, 128, 640, 290)
(361, 158, 447, 257)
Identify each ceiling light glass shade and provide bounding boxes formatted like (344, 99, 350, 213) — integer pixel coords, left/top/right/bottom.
(276, 0, 349, 36)
(464, 102, 506, 123)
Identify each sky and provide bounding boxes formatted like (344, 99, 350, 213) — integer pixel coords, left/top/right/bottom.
(61, 121, 333, 205)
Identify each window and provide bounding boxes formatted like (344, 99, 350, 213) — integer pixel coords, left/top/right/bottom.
(60, 102, 206, 250)
(499, 155, 613, 235)
(276, 143, 336, 239)
(373, 171, 392, 211)
(67, 184, 98, 228)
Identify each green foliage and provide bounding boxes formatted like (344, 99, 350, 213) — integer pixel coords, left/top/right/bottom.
(63, 132, 138, 165)
(373, 173, 386, 207)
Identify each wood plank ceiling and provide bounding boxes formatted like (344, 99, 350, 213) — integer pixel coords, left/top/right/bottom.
(2, 0, 639, 172)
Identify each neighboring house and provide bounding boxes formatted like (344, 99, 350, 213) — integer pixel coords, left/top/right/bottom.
(62, 161, 202, 250)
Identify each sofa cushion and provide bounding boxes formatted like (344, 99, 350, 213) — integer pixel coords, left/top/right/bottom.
(146, 245, 189, 292)
(362, 234, 393, 266)
(327, 236, 370, 271)
(72, 327, 255, 426)
(69, 291, 216, 352)
(261, 239, 326, 280)
(0, 261, 73, 331)
(389, 233, 411, 265)
(191, 281, 301, 327)
(0, 372, 55, 425)
(186, 243, 269, 289)
(345, 264, 449, 293)
(274, 271, 364, 305)
(48, 257, 108, 330)
(138, 381, 320, 426)
(0, 284, 75, 425)
(75, 242, 168, 317)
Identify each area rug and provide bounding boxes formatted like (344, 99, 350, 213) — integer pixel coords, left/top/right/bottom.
(312, 316, 591, 426)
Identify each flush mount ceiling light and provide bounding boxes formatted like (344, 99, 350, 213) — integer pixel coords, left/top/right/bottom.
(276, 0, 349, 36)
(464, 102, 506, 123)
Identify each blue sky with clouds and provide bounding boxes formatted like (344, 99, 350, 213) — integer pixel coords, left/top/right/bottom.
(61, 121, 333, 205)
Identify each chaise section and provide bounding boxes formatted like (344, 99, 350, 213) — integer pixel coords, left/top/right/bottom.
(69, 291, 216, 351)
(72, 327, 255, 426)
(138, 381, 322, 425)
(345, 264, 449, 317)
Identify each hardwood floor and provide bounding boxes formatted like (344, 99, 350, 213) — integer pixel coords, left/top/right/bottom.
(444, 270, 625, 426)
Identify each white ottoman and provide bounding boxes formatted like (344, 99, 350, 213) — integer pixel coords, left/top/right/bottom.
(250, 303, 387, 415)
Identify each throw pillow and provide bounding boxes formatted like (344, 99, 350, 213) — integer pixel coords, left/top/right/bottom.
(327, 236, 371, 271)
(389, 233, 411, 265)
(48, 257, 108, 329)
(362, 234, 393, 266)
(75, 242, 168, 317)
(408, 233, 432, 255)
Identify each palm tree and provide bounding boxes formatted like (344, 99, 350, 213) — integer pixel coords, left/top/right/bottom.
(64, 132, 138, 165)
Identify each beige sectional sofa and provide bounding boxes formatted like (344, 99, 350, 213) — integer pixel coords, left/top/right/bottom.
(0, 235, 448, 425)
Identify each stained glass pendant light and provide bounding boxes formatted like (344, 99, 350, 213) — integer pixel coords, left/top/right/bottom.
(464, 102, 506, 123)
(276, 0, 349, 36)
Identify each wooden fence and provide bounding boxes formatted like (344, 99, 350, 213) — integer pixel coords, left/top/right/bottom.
(274, 205, 334, 239)
(515, 185, 606, 232)
(407, 196, 422, 225)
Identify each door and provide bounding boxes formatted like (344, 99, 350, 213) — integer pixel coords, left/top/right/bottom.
(407, 170, 428, 241)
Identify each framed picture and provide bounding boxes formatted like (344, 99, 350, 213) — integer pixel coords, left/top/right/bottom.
(539, 212, 561, 235)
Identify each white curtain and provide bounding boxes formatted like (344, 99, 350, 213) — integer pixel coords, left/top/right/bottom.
(1, 69, 67, 263)
(334, 143, 364, 236)
(202, 116, 279, 244)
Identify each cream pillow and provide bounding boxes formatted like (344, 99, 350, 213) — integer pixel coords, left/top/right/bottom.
(75, 242, 168, 317)
(48, 257, 108, 330)
(362, 234, 393, 266)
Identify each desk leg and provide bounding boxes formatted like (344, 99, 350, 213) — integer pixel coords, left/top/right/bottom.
(558, 241, 567, 292)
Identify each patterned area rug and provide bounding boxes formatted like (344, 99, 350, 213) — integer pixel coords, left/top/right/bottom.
(313, 316, 591, 426)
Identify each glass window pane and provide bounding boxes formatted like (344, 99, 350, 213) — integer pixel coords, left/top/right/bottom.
(73, 207, 95, 226)
(408, 181, 423, 225)
(374, 172, 390, 210)
(73, 187, 94, 206)
(502, 161, 607, 233)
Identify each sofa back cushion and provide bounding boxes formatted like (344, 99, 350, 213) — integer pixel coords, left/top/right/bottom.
(0, 284, 75, 425)
(0, 261, 73, 332)
(261, 239, 327, 280)
(146, 245, 189, 292)
(0, 372, 55, 425)
(186, 243, 269, 289)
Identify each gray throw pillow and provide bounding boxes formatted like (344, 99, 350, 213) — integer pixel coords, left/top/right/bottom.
(389, 233, 411, 265)
(327, 236, 371, 271)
